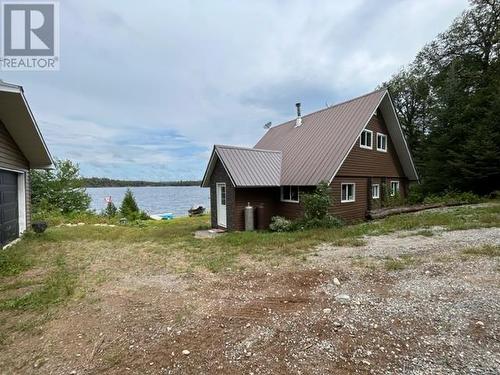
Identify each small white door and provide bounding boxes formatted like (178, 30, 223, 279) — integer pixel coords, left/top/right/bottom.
(216, 183, 227, 228)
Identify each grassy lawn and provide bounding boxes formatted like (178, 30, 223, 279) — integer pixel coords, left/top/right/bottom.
(0, 202, 498, 345)
(0, 202, 498, 373)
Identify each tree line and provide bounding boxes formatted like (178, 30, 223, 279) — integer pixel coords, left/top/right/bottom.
(382, 0, 499, 195)
(81, 177, 201, 188)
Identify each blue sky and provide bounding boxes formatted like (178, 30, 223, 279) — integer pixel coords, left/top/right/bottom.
(2, 0, 468, 181)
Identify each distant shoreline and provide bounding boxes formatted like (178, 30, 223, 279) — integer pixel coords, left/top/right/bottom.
(81, 177, 202, 188)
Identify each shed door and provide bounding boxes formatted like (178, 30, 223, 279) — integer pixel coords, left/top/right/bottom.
(216, 183, 227, 228)
(0, 170, 19, 246)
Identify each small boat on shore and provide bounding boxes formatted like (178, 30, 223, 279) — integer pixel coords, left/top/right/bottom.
(188, 205, 205, 217)
(150, 213, 174, 221)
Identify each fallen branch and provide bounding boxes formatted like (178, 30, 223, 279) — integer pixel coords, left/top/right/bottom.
(367, 203, 446, 220)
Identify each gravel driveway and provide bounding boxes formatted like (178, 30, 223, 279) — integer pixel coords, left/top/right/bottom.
(1, 227, 498, 374)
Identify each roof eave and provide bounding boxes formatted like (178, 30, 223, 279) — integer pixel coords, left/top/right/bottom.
(201, 147, 217, 187)
(0, 81, 54, 169)
(327, 90, 388, 184)
(384, 91, 419, 181)
(200, 147, 236, 188)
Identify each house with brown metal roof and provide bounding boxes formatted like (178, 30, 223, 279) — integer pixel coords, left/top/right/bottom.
(201, 89, 418, 230)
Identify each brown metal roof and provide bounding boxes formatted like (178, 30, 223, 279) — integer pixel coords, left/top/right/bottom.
(255, 89, 387, 185)
(202, 88, 418, 187)
(201, 145, 281, 187)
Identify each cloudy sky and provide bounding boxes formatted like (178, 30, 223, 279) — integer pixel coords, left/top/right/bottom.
(2, 0, 468, 181)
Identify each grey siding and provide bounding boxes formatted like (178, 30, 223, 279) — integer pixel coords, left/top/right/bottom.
(0, 120, 29, 170)
(0, 120, 31, 230)
(26, 172, 31, 228)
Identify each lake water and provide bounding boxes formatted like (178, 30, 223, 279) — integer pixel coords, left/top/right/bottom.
(86, 186, 210, 217)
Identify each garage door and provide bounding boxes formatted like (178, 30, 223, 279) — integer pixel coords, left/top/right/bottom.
(0, 170, 18, 246)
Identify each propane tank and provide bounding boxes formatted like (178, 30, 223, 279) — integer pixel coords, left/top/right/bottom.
(244, 202, 255, 231)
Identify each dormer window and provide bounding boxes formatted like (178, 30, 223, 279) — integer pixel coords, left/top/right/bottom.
(377, 133, 387, 152)
(360, 129, 373, 149)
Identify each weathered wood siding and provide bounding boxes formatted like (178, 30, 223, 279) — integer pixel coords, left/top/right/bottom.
(209, 159, 236, 230)
(0, 120, 31, 229)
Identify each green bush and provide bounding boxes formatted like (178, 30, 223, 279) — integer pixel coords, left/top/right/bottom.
(269, 182, 343, 232)
(407, 184, 425, 205)
(294, 215, 343, 230)
(489, 191, 500, 199)
(423, 191, 481, 205)
(269, 216, 293, 232)
(381, 183, 405, 208)
(103, 201, 118, 217)
(32, 209, 114, 226)
(119, 189, 149, 220)
(119, 189, 139, 218)
(302, 182, 332, 220)
(31, 159, 91, 214)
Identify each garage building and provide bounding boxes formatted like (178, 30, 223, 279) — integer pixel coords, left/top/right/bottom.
(0, 81, 53, 247)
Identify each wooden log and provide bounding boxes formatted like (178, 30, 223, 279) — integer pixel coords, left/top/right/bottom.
(367, 203, 445, 220)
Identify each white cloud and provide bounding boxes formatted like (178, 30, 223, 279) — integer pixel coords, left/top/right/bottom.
(2, 0, 468, 179)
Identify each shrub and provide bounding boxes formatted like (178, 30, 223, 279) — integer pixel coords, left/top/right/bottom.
(103, 201, 118, 217)
(407, 183, 425, 205)
(269, 216, 293, 232)
(294, 215, 343, 230)
(380, 183, 405, 208)
(302, 182, 332, 220)
(423, 191, 481, 205)
(488, 191, 500, 199)
(127, 211, 150, 221)
(119, 189, 150, 221)
(31, 159, 91, 214)
(119, 188, 139, 218)
(31, 209, 112, 226)
(274, 182, 344, 232)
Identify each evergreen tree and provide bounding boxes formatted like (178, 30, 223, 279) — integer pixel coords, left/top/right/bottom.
(103, 201, 118, 217)
(119, 189, 140, 219)
(384, 0, 500, 194)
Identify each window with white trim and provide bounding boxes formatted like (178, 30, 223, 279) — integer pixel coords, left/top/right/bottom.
(341, 183, 355, 203)
(390, 181, 400, 196)
(281, 186, 299, 203)
(359, 129, 373, 149)
(377, 133, 387, 152)
(372, 184, 380, 199)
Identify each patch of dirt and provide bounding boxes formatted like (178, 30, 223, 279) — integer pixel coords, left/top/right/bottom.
(0, 228, 499, 374)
